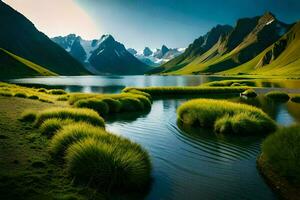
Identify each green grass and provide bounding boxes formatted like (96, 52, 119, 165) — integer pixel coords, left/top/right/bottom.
(68, 93, 152, 113)
(101, 98, 122, 113)
(291, 95, 300, 103)
(241, 89, 257, 97)
(74, 98, 109, 116)
(14, 92, 27, 98)
(265, 91, 290, 101)
(56, 95, 69, 101)
(34, 107, 105, 127)
(28, 95, 39, 100)
(19, 110, 37, 122)
(39, 118, 75, 137)
(202, 79, 257, 87)
(48, 89, 66, 95)
(38, 98, 53, 103)
(123, 86, 248, 96)
(0, 91, 13, 97)
(0, 48, 57, 78)
(177, 99, 276, 135)
(119, 97, 144, 111)
(123, 89, 152, 100)
(65, 137, 151, 191)
(262, 125, 300, 182)
(214, 113, 271, 135)
(0, 96, 104, 199)
(37, 88, 47, 93)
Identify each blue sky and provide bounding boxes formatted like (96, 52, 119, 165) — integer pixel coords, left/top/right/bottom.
(76, 0, 300, 50)
(5, 0, 300, 51)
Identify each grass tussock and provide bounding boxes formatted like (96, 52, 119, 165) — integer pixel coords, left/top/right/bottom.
(37, 88, 47, 93)
(14, 92, 27, 98)
(48, 89, 66, 95)
(19, 110, 37, 122)
(68, 93, 152, 113)
(74, 98, 109, 116)
(38, 98, 53, 104)
(40, 118, 75, 137)
(66, 138, 151, 190)
(28, 95, 39, 100)
(119, 97, 144, 111)
(56, 95, 69, 101)
(34, 107, 105, 127)
(123, 86, 247, 96)
(123, 89, 152, 100)
(262, 125, 300, 182)
(0, 91, 13, 97)
(240, 89, 257, 97)
(291, 95, 300, 103)
(177, 99, 276, 135)
(202, 80, 256, 87)
(265, 91, 290, 101)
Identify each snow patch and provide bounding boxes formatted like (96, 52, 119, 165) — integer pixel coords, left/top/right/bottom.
(266, 19, 275, 25)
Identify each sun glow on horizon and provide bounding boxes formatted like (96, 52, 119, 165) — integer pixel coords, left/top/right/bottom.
(3, 0, 101, 39)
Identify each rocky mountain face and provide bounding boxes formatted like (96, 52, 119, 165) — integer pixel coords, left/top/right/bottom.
(52, 34, 152, 75)
(128, 45, 186, 66)
(153, 12, 293, 75)
(0, 1, 89, 76)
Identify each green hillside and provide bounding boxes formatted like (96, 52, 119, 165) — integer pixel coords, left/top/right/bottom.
(155, 12, 299, 76)
(223, 22, 300, 76)
(0, 48, 57, 79)
(0, 2, 90, 76)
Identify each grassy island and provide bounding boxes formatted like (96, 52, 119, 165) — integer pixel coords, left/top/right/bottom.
(177, 99, 276, 135)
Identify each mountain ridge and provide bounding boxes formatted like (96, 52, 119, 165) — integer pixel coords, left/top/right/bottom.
(153, 12, 296, 76)
(0, 1, 90, 76)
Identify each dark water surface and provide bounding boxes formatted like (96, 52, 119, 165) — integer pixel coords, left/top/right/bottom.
(9, 75, 300, 199)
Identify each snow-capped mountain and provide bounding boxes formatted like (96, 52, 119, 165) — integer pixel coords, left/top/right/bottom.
(128, 45, 186, 66)
(52, 34, 152, 75)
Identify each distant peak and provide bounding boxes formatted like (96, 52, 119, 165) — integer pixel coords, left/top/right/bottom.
(259, 11, 277, 25)
(99, 34, 115, 43)
(161, 45, 169, 50)
(143, 47, 153, 56)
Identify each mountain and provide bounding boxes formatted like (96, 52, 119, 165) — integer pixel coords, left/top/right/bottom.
(0, 1, 89, 76)
(52, 34, 152, 75)
(222, 21, 300, 76)
(0, 48, 57, 78)
(154, 12, 292, 75)
(129, 45, 186, 67)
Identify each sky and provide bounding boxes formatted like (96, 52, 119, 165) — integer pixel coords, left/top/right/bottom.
(3, 0, 300, 51)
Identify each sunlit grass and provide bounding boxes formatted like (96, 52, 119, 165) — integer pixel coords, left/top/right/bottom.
(69, 93, 152, 113)
(123, 86, 247, 96)
(34, 107, 105, 127)
(19, 110, 37, 122)
(74, 98, 109, 116)
(39, 118, 75, 137)
(177, 99, 276, 135)
(65, 138, 151, 191)
(262, 125, 300, 182)
(14, 92, 27, 98)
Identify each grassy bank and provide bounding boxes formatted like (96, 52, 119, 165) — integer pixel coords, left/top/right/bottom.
(0, 96, 105, 200)
(0, 82, 153, 199)
(258, 125, 300, 199)
(177, 99, 276, 135)
(123, 86, 248, 96)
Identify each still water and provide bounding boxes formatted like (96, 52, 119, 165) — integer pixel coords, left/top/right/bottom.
(9, 75, 300, 199)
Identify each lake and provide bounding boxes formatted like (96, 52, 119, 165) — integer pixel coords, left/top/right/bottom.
(9, 75, 300, 199)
